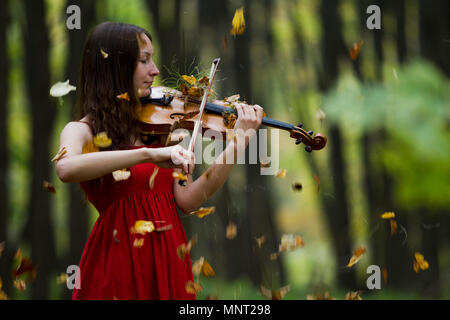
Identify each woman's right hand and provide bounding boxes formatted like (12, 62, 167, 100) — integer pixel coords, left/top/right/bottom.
(149, 144, 195, 174)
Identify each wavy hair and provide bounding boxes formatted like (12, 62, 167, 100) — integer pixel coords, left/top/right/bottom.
(75, 22, 153, 149)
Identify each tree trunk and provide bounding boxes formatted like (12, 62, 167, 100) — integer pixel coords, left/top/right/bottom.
(22, 0, 57, 299)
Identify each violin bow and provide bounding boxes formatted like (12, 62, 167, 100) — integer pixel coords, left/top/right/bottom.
(180, 58, 221, 185)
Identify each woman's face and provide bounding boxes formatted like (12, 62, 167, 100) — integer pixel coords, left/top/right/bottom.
(134, 33, 160, 97)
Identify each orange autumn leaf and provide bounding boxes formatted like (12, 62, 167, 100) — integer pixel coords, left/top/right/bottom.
(13, 255, 37, 281)
(189, 206, 215, 219)
(187, 86, 203, 97)
(347, 246, 366, 268)
(51, 146, 67, 162)
(181, 75, 197, 85)
(117, 92, 130, 101)
(130, 220, 155, 235)
(56, 272, 67, 285)
(306, 292, 334, 300)
(275, 168, 286, 178)
(349, 40, 364, 61)
(172, 171, 187, 182)
(82, 140, 99, 154)
(185, 281, 202, 294)
(201, 259, 215, 278)
(93, 132, 112, 148)
(0, 242, 4, 257)
(390, 219, 398, 235)
(382, 267, 388, 283)
(413, 252, 429, 273)
(191, 257, 205, 276)
(345, 291, 363, 300)
(177, 235, 197, 260)
(381, 211, 395, 219)
(279, 234, 305, 252)
(42, 180, 56, 194)
(260, 285, 290, 300)
(133, 238, 145, 248)
(230, 7, 245, 36)
(226, 222, 237, 240)
(13, 279, 27, 291)
(255, 236, 266, 248)
(149, 167, 159, 189)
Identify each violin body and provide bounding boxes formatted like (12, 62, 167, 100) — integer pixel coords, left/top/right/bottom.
(139, 86, 327, 152)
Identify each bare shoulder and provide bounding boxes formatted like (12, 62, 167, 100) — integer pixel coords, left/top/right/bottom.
(58, 120, 93, 154)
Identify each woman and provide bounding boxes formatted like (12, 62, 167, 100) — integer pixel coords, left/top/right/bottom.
(55, 22, 263, 300)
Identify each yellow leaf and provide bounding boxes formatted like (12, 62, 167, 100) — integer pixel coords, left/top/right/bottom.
(230, 7, 245, 36)
(260, 285, 290, 300)
(381, 211, 395, 219)
(182, 75, 197, 85)
(255, 236, 265, 248)
(347, 246, 366, 268)
(390, 219, 398, 235)
(177, 235, 197, 260)
(192, 257, 205, 276)
(413, 252, 429, 273)
(201, 259, 215, 278)
(185, 281, 202, 294)
(189, 207, 215, 219)
(149, 167, 159, 189)
(51, 146, 67, 162)
(345, 291, 363, 300)
(279, 234, 304, 252)
(172, 171, 187, 182)
(82, 140, 99, 154)
(133, 238, 145, 248)
(130, 220, 155, 235)
(112, 168, 131, 181)
(93, 132, 112, 148)
(187, 86, 203, 97)
(117, 92, 130, 101)
(349, 40, 364, 61)
(275, 168, 286, 178)
(100, 48, 109, 59)
(226, 222, 237, 240)
(56, 273, 67, 285)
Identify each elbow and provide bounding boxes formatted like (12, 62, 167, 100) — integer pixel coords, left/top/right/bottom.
(55, 160, 73, 183)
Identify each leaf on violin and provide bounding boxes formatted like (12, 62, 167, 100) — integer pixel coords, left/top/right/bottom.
(13, 279, 27, 291)
(413, 252, 429, 273)
(177, 235, 197, 260)
(189, 206, 215, 219)
(346, 246, 366, 268)
(182, 75, 197, 86)
(187, 86, 204, 98)
(185, 281, 203, 294)
(133, 238, 145, 248)
(224, 94, 241, 103)
(173, 171, 188, 182)
(226, 222, 237, 240)
(50, 80, 76, 97)
(255, 236, 266, 248)
(275, 169, 287, 178)
(117, 92, 130, 101)
(260, 285, 290, 300)
(149, 167, 159, 189)
(112, 168, 131, 182)
(56, 272, 67, 285)
(100, 48, 109, 59)
(42, 180, 56, 194)
(222, 111, 237, 129)
(292, 183, 303, 191)
(279, 234, 304, 252)
(344, 291, 363, 300)
(381, 211, 395, 219)
(130, 220, 155, 235)
(312, 174, 321, 192)
(198, 76, 209, 86)
(349, 40, 364, 61)
(82, 140, 99, 154)
(93, 132, 112, 148)
(51, 146, 67, 162)
(390, 219, 398, 235)
(230, 7, 245, 36)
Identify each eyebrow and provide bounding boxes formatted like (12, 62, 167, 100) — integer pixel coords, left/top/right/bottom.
(140, 51, 152, 56)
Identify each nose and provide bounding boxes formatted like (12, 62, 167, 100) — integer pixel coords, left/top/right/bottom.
(150, 62, 160, 77)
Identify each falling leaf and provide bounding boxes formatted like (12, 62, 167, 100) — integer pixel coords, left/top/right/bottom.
(82, 140, 99, 154)
(51, 147, 67, 162)
(13, 256, 37, 281)
(112, 168, 131, 181)
(185, 281, 202, 294)
(275, 169, 286, 178)
(0, 242, 4, 257)
(42, 180, 56, 194)
(312, 174, 321, 192)
(130, 220, 155, 235)
(413, 252, 429, 273)
(260, 285, 290, 300)
(117, 92, 130, 101)
(56, 273, 67, 285)
(189, 207, 215, 219)
(50, 80, 76, 97)
(226, 222, 237, 239)
(148, 167, 159, 189)
(201, 259, 215, 278)
(93, 132, 112, 148)
(306, 292, 334, 300)
(390, 219, 398, 235)
(269, 252, 279, 261)
(316, 109, 326, 121)
(381, 212, 395, 219)
(198, 76, 209, 86)
(192, 257, 205, 276)
(349, 40, 364, 61)
(230, 7, 245, 36)
(173, 171, 187, 182)
(345, 291, 363, 300)
(177, 235, 197, 260)
(100, 48, 109, 59)
(292, 183, 303, 191)
(182, 75, 197, 85)
(133, 238, 145, 248)
(382, 268, 388, 283)
(347, 246, 366, 268)
(13, 279, 26, 291)
(113, 229, 120, 243)
(205, 294, 219, 300)
(279, 234, 304, 252)
(156, 224, 173, 232)
(255, 236, 266, 248)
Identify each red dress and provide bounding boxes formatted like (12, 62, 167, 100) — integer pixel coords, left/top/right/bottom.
(72, 145, 195, 300)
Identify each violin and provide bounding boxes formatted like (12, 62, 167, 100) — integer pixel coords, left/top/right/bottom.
(138, 86, 327, 152)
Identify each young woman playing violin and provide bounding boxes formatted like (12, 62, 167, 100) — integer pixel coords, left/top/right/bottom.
(55, 22, 263, 300)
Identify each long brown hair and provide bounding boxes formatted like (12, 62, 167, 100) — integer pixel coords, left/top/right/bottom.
(75, 22, 153, 149)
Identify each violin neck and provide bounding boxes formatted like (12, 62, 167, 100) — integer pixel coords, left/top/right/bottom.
(205, 102, 294, 133)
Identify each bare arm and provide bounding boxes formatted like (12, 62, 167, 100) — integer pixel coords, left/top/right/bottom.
(55, 122, 194, 183)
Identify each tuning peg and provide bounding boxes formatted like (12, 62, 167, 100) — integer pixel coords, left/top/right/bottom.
(307, 130, 313, 136)
(297, 122, 303, 128)
(295, 137, 303, 145)
(305, 145, 312, 152)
